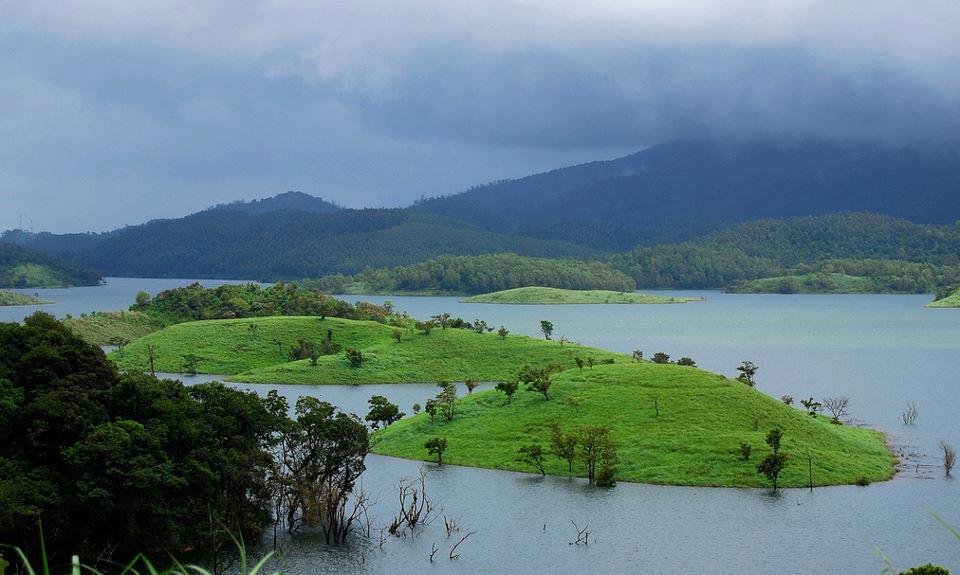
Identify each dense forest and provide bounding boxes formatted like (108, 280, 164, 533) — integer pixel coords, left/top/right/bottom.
(0, 243, 101, 288)
(724, 259, 960, 294)
(306, 253, 635, 294)
(416, 139, 960, 251)
(0, 312, 372, 564)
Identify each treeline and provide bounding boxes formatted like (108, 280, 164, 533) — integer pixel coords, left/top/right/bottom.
(306, 253, 636, 294)
(134, 282, 392, 323)
(0, 312, 371, 562)
(0, 243, 101, 288)
(610, 214, 960, 289)
(725, 259, 960, 294)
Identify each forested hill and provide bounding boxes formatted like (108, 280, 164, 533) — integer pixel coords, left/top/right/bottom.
(416, 139, 960, 251)
(206, 191, 341, 215)
(50, 209, 597, 280)
(0, 243, 102, 288)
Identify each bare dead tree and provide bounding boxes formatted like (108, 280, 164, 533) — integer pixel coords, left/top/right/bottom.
(444, 515, 461, 537)
(941, 441, 956, 476)
(821, 396, 850, 424)
(569, 521, 590, 546)
(391, 466, 436, 537)
(901, 401, 919, 425)
(449, 532, 476, 560)
(429, 542, 439, 562)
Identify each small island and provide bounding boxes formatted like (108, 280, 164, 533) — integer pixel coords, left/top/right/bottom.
(0, 289, 51, 306)
(461, 286, 704, 305)
(926, 286, 960, 308)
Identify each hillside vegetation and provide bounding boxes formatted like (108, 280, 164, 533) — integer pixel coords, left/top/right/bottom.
(372, 362, 896, 487)
(109, 315, 621, 384)
(927, 287, 960, 308)
(63, 310, 169, 345)
(461, 286, 703, 304)
(0, 290, 50, 306)
(307, 253, 635, 295)
(0, 243, 101, 288)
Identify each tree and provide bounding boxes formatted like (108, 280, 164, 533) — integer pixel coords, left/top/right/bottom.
(181, 353, 201, 375)
(146, 344, 158, 376)
(520, 364, 555, 400)
(247, 322, 259, 340)
(346, 348, 365, 368)
(651, 352, 670, 364)
(766, 427, 783, 454)
(366, 395, 404, 429)
(821, 396, 850, 424)
(578, 426, 617, 485)
(941, 441, 956, 476)
(739, 443, 752, 461)
(134, 290, 152, 308)
(800, 397, 821, 416)
(465, 379, 479, 394)
(540, 320, 553, 340)
(108, 335, 131, 357)
(757, 453, 788, 492)
(586, 357, 596, 369)
(472, 319, 490, 334)
(736, 361, 758, 386)
(549, 422, 577, 475)
(495, 380, 519, 404)
(516, 443, 546, 476)
(632, 350, 643, 362)
(497, 326, 509, 339)
(424, 399, 438, 421)
(436, 382, 458, 421)
(412, 402, 421, 415)
(676, 357, 696, 367)
(393, 330, 402, 343)
(781, 395, 794, 406)
(431, 313, 451, 329)
(425, 437, 448, 465)
(898, 565, 950, 574)
(575, 357, 584, 371)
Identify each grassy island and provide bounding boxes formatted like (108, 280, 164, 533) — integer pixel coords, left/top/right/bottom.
(110, 315, 621, 383)
(461, 286, 704, 305)
(372, 362, 896, 488)
(0, 289, 50, 306)
(926, 287, 960, 308)
(724, 273, 879, 294)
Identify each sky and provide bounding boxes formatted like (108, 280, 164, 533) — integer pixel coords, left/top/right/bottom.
(2, 1, 959, 232)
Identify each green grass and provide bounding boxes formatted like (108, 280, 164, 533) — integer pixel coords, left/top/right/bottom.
(927, 288, 960, 308)
(0, 290, 50, 306)
(461, 286, 704, 305)
(372, 362, 896, 488)
(0, 263, 70, 288)
(725, 273, 880, 294)
(63, 310, 170, 346)
(109, 316, 621, 383)
(111, 316, 399, 375)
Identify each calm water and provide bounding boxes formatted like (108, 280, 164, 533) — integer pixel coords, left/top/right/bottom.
(5, 281, 960, 573)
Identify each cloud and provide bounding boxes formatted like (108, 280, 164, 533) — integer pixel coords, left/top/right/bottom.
(1, 1, 958, 230)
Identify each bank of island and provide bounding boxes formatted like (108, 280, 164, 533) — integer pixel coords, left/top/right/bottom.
(0, 289, 51, 306)
(461, 286, 704, 305)
(107, 312, 894, 488)
(926, 287, 960, 308)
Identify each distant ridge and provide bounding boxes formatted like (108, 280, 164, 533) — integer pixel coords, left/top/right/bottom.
(207, 191, 342, 215)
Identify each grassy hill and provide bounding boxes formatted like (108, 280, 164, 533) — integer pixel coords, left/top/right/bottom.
(63, 311, 170, 346)
(109, 315, 621, 384)
(0, 243, 101, 288)
(724, 273, 878, 294)
(0, 290, 50, 306)
(926, 287, 960, 308)
(372, 362, 896, 488)
(461, 286, 703, 304)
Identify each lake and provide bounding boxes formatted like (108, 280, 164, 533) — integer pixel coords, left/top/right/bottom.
(4, 280, 960, 573)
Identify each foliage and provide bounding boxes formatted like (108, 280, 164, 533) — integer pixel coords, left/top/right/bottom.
(62, 310, 169, 346)
(495, 380, 519, 404)
(366, 395, 404, 429)
(308, 253, 635, 294)
(461, 286, 702, 305)
(516, 443, 547, 476)
(651, 352, 670, 364)
(736, 361, 758, 387)
(424, 437, 448, 465)
(0, 243, 100, 288)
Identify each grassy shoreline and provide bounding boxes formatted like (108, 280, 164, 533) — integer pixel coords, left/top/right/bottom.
(371, 362, 896, 488)
(461, 286, 704, 305)
(0, 289, 51, 306)
(926, 288, 960, 308)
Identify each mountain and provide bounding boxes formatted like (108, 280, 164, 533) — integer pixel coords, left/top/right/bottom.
(41, 209, 597, 280)
(416, 139, 960, 251)
(0, 243, 102, 288)
(207, 191, 341, 215)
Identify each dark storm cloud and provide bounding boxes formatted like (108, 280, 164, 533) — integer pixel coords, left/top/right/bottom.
(1, 1, 958, 231)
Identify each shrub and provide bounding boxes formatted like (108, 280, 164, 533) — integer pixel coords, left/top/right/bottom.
(651, 352, 671, 364)
(855, 475, 871, 486)
(899, 565, 950, 575)
(346, 348, 365, 367)
(739, 442, 752, 461)
(675, 357, 696, 367)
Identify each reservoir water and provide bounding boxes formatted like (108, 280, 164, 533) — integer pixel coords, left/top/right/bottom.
(3, 279, 959, 573)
